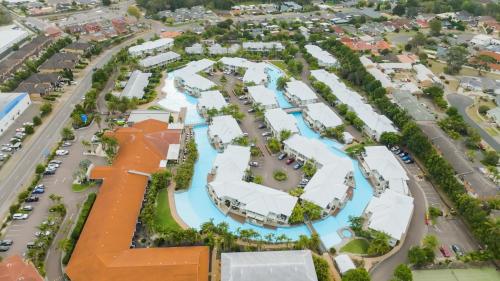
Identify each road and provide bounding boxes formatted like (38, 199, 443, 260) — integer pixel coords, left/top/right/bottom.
(447, 94, 500, 151)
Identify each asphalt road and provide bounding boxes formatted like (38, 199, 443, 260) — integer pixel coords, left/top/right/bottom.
(447, 94, 500, 151)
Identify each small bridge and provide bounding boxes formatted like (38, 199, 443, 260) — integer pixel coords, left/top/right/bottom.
(305, 220, 328, 254)
(284, 107, 302, 113)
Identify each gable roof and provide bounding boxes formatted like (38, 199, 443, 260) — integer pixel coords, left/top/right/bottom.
(208, 115, 243, 144)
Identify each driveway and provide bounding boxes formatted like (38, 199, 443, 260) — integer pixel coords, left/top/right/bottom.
(447, 94, 500, 151)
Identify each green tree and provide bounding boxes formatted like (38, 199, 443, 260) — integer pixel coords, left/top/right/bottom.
(445, 46, 468, 75)
(313, 256, 331, 281)
(380, 132, 402, 147)
(367, 231, 391, 256)
(475, 54, 495, 75)
(40, 103, 53, 117)
(32, 116, 42, 126)
(422, 234, 438, 250)
(392, 4, 406, 16)
(279, 130, 292, 142)
(392, 264, 412, 281)
(277, 76, 289, 90)
(102, 0, 111, 6)
(302, 160, 317, 178)
(61, 127, 75, 141)
(342, 268, 371, 281)
(267, 138, 281, 154)
(127, 6, 141, 19)
(24, 125, 34, 135)
(478, 105, 490, 115)
(36, 164, 45, 174)
(429, 19, 442, 36)
(482, 150, 499, 166)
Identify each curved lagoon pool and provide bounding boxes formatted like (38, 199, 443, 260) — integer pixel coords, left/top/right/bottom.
(162, 64, 373, 248)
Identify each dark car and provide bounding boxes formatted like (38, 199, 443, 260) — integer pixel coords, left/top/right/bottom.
(258, 124, 266, 129)
(404, 158, 414, 164)
(293, 162, 303, 170)
(278, 153, 287, 160)
(0, 240, 13, 246)
(451, 244, 464, 256)
(25, 196, 39, 203)
(0, 245, 10, 252)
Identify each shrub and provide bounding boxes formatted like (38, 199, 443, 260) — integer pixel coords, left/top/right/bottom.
(32, 116, 42, 126)
(273, 170, 287, 181)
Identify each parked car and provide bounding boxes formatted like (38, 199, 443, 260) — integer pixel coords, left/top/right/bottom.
(22, 205, 33, 211)
(238, 95, 247, 100)
(12, 213, 28, 220)
(278, 153, 287, 160)
(242, 132, 249, 137)
(247, 108, 255, 113)
(15, 127, 25, 133)
(47, 163, 59, 169)
(25, 196, 39, 203)
(61, 142, 72, 147)
(451, 244, 464, 256)
(439, 245, 451, 258)
(49, 160, 62, 165)
(262, 132, 271, 137)
(26, 242, 37, 249)
(0, 240, 13, 246)
(403, 158, 414, 164)
(258, 123, 266, 129)
(390, 145, 399, 152)
(249, 161, 259, 167)
(0, 245, 10, 252)
(243, 100, 251, 105)
(1, 147, 12, 152)
(23, 122, 33, 127)
(35, 231, 51, 237)
(286, 158, 295, 165)
(32, 188, 45, 194)
(44, 169, 55, 175)
(55, 149, 69, 156)
(398, 151, 408, 157)
(293, 162, 303, 170)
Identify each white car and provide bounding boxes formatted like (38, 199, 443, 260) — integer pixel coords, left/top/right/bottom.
(23, 122, 34, 127)
(49, 160, 62, 165)
(55, 149, 69, 156)
(1, 147, 12, 152)
(15, 128, 25, 133)
(61, 142, 72, 147)
(48, 163, 59, 169)
(22, 205, 33, 211)
(13, 213, 28, 220)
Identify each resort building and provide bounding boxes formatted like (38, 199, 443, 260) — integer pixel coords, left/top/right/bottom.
(303, 102, 342, 132)
(120, 70, 151, 99)
(283, 134, 338, 168)
(197, 90, 227, 116)
(334, 254, 356, 275)
(242, 41, 284, 52)
(364, 189, 414, 245)
(128, 38, 174, 57)
(185, 43, 204, 55)
(210, 145, 250, 182)
(219, 57, 269, 85)
(208, 115, 243, 151)
(221, 250, 318, 281)
(208, 43, 240, 55)
(0, 92, 31, 136)
(139, 51, 180, 69)
(304, 44, 338, 68)
(248, 85, 279, 109)
(301, 158, 354, 216)
(310, 69, 397, 140)
(264, 108, 299, 137)
(361, 146, 409, 195)
(66, 119, 209, 281)
(367, 67, 394, 91)
(174, 59, 216, 96)
(127, 110, 178, 125)
(284, 80, 318, 106)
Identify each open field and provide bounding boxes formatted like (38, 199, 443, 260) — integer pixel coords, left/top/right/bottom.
(413, 268, 500, 281)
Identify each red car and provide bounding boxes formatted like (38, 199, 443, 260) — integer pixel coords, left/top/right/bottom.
(439, 245, 451, 258)
(286, 158, 295, 165)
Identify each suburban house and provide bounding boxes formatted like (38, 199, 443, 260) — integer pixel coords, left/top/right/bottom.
(128, 38, 174, 57)
(304, 44, 338, 68)
(248, 85, 279, 109)
(38, 52, 80, 73)
(0, 92, 31, 136)
(486, 107, 500, 127)
(221, 250, 318, 281)
(174, 59, 216, 96)
(63, 41, 93, 55)
(303, 102, 342, 132)
(208, 115, 243, 151)
(242, 41, 284, 52)
(185, 43, 204, 54)
(120, 70, 152, 99)
(197, 90, 228, 116)
(139, 51, 180, 69)
(284, 80, 318, 106)
(413, 64, 441, 87)
(264, 108, 299, 137)
(15, 73, 62, 97)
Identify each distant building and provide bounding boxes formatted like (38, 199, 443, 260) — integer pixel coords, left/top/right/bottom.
(280, 1, 302, 12)
(486, 107, 500, 127)
(139, 51, 180, 69)
(304, 44, 338, 68)
(120, 70, 152, 99)
(0, 92, 31, 136)
(242, 41, 284, 52)
(185, 43, 204, 55)
(128, 38, 174, 57)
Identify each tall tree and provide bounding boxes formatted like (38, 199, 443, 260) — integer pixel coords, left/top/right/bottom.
(429, 19, 442, 36)
(342, 268, 371, 281)
(445, 46, 468, 75)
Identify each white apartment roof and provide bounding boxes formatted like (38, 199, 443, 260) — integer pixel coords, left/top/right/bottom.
(176, 59, 216, 91)
(365, 189, 414, 241)
(305, 102, 342, 128)
(413, 64, 440, 84)
(301, 159, 353, 209)
(219, 57, 250, 68)
(248, 85, 279, 107)
(139, 51, 180, 68)
(209, 115, 243, 145)
(128, 38, 173, 55)
(367, 68, 393, 89)
(242, 41, 284, 50)
(283, 134, 339, 167)
(304, 44, 338, 66)
(166, 143, 180, 160)
(210, 180, 298, 218)
(221, 250, 318, 281)
(334, 254, 356, 275)
(379, 63, 412, 70)
(360, 56, 375, 68)
(264, 108, 299, 134)
(285, 80, 318, 102)
(179, 58, 215, 73)
(127, 110, 174, 123)
(198, 90, 227, 111)
(243, 62, 268, 84)
(120, 70, 152, 99)
(0, 25, 29, 55)
(185, 43, 204, 54)
(212, 145, 250, 182)
(364, 146, 409, 183)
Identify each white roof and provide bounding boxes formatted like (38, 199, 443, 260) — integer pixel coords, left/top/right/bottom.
(360, 56, 375, 68)
(413, 64, 440, 84)
(305, 102, 342, 128)
(367, 68, 393, 89)
(379, 63, 412, 70)
(139, 51, 180, 68)
(127, 110, 173, 123)
(283, 134, 339, 167)
(208, 115, 243, 144)
(198, 90, 227, 111)
(304, 44, 338, 66)
(219, 57, 250, 68)
(176, 59, 216, 91)
(398, 82, 421, 94)
(185, 43, 204, 54)
(212, 145, 250, 182)
(210, 180, 298, 218)
(221, 250, 318, 281)
(365, 189, 414, 241)
(264, 108, 299, 134)
(364, 146, 409, 183)
(243, 62, 268, 85)
(334, 254, 356, 274)
(120, 70, 151, 99)
(285, 80, 318, 102)
(128, 38, 173, 55)
(166, 143, 180, 160)
(179, 58, 215, 73)
(242, 41, 284, 50)
(0, 25, 29, 55)
(301, 159, 353, 209)
(248, 85, 279, 107)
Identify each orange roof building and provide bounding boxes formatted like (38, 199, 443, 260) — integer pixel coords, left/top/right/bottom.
(341, 37, 392, 54)
(0, 255, 43, 281)
(65, 119, 209, 281)
(161, 31, 183, 38)
(477, 51, 500, 71)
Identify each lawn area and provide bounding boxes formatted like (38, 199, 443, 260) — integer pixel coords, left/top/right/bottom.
(269, 60, 291, 76)
(154, 188, 180, 231)
(71, 182, 95, 192)
(340, 238, 369, 254)
(413, 268, 500, 281)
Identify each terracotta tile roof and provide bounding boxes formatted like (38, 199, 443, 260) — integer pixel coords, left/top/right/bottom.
(341, 37, 391, 52)
(479, 51, 500, 62)
(0, 255, 43, 281)
(161, 31, 183, 38)
(66, 119, 209, 281)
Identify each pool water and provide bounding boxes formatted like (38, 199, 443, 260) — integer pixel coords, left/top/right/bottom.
(161, 64, 373, 248)
(342, 229, 353, 238)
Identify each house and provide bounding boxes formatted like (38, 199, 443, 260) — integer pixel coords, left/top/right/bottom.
(63, 41, 93, 55)
(477, 51, 500, 72)
(208, 115, 243, 151)
(15, 73, 62, 97)
(486, 107, 500, 127)
(120, 70, 152, 99)
(38, 53, 79, 73)
(364, 189, 414, 246)
(197, 90, 227, 115)
(242, 41, 284, 52)
(221, 250, 318, 281)
(284, 80, 318, 106)
(174, 59, 216, 96)
(128, 38, 174, 57)
(185, 43, 204, 55)
(304, 44, 338, 68)
(264, 108, 299, 137)
(139, 51, 180, 69)
(248, 85, 279, 109)
(413, 64, 441, 87)
(361, 146, 409, 195)
(0, 255, 43, 281)
(303, 102, 342, 132)
(66, 119, 209, 281)
(0, 92, 31, 136)
(83, 22, 101, 34)
(280, 1, 302, 12)
(331, 25, 344, 36)
(334, 254, 356, 275)
(392, 90, 434, 122)
(470, 34, 500, 48)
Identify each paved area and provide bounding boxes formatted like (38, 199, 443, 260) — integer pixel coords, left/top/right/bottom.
(418, 121, 498, 198)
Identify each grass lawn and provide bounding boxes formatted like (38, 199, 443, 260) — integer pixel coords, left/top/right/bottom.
(269, 60, 291, 76)
(154, 189, 180, 231)
(340, 239, 369, 254)
(413, 268, 500, 281)
(71, 182, 95, 192)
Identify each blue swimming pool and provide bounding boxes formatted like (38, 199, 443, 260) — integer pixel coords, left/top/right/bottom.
(167, 64, 373, 248)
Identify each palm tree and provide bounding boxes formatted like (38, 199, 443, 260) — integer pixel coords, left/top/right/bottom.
(61, 127, 74, 141)
(94, 114, 102, 130)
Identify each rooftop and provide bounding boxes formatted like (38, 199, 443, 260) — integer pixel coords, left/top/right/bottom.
(248, 85, 279, 107)
(198, 90, 227, 111)
(120, 70, 151, 99)
(139, 51, 180, 68)
(283, 134, 340, 167)
(0, 255, 43, 281)
(334, 254, 355, 275)
(364, 145, 409, 186)
(285, 80, 318, 102)
(304, 44, 338, 66)
(212, 145, 251, 182)
(304, 102, 342, 128)
(264, 108, 299, 135)
(128, 38, 173, 55)
(208, 115, 243, 145)
(0, 92, 29, 121)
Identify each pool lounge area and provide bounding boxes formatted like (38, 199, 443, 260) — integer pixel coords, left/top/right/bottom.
(160, 63, 374, 248)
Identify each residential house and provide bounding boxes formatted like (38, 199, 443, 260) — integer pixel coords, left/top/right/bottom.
(15, 73, 62, 97)
(242, 41, 284, 52)
(185, 43, 204, 55)
(38, 52, 79, 73)
(486, 107, 500, 127)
